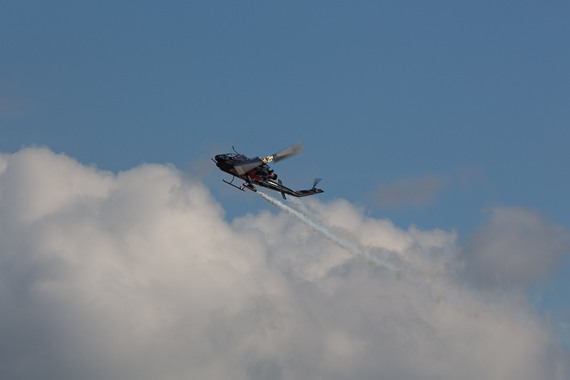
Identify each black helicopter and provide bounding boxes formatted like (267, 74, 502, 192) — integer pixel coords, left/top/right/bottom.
(213, 143, 323, 199)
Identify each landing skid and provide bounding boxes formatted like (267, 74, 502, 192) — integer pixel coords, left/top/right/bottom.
(222, 176, 257, 192)
(222, 176, 245, 191)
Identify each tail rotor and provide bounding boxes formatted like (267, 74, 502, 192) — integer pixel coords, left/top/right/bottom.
(312, 178, 322, 190)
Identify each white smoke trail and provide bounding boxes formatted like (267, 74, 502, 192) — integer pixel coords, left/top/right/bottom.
(286, 195, 313, 217)
(257, 191, 402, 274)
(258, 193, 484, 311)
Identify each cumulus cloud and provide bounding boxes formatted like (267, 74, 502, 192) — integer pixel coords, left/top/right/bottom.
(369, 174, 447, 208)
(0, 147, 567, 379)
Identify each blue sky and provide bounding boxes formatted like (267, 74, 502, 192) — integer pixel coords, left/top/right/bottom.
(3, 1, 569, 227)
(2, 0, 570, 367)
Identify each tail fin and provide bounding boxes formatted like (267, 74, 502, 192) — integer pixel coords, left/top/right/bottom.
(278, 179, 286, 199)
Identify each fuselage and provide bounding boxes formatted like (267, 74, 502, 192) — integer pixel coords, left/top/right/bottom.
(213, 150, 323, 198)
(214, 154, 274, 184)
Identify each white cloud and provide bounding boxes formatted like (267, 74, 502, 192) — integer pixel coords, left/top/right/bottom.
(462, 207, 570, 288)
(0, 147, 567, 379)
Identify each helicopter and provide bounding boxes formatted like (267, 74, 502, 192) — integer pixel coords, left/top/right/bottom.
(213, 143, 324, 199)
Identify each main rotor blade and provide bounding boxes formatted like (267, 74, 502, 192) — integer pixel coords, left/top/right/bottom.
(272, 143, 304, 163)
